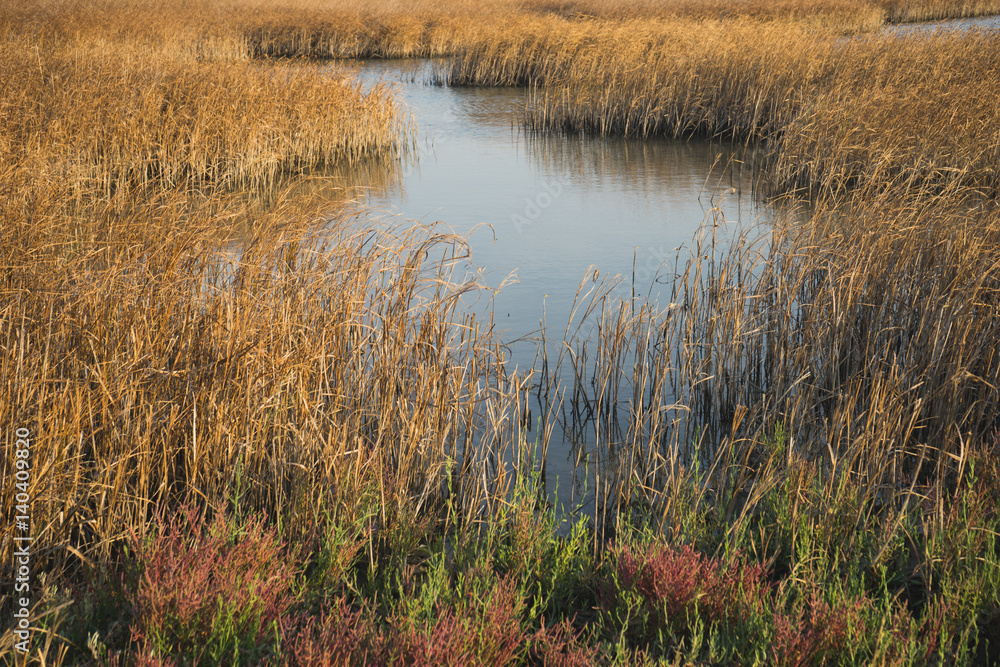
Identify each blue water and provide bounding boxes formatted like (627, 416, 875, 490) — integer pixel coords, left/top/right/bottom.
(336, 58, 777, 514)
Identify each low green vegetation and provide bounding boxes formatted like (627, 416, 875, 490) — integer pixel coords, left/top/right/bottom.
(23, 441, 1000, 664)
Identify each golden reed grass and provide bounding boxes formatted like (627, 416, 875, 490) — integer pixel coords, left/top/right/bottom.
(0, 171, 532, 575)
(1, 43, 410, 196)
(4, 0, 1000, 594)
(12, 0, 1000, 63)
(772, 31, 1000, 197)
(475, 17, 1000, 198)
(9, 0, 999, 203)
(556, 194, 1000, 547)
(0, 0, 505, 579)
(526, 0, 1000, 24)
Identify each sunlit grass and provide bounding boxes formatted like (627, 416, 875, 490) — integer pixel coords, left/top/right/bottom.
(1, 45, 410, 196)
(2, 0, 1000, 663)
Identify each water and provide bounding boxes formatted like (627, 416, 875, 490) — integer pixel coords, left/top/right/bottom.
(879, 14, 1000, 35)
(333, 59, 777, 514)
(345, 60, 767, 347)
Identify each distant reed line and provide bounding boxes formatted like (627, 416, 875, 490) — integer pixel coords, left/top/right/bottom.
(5, 0, 999, 198)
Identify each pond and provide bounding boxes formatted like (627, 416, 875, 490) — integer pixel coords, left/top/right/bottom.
(335, 58, 780, 514)
(344, 60, 775, 347)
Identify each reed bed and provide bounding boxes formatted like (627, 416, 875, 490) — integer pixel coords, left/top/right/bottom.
(0, 172, 531, 580)
(490, 19, 1000, 197)
(520, 0, 1000, 26)
(553, 195, 1000, 544)
(241, 6, 480, 59)
(522, 0, 888, 29)
(11, 0, 1000, 68)
(880, 0, 1000, 21)
(5, 211, 993, 655)
(457, 17, 836, 125)
(0, 41, 410, 196)
(2, 0, 1000, 662)
(771, 31, 1000, 197)
(8, 0, 1000, 203)
(209, 0, 1000, 64)
(500, 193, 1000, 662)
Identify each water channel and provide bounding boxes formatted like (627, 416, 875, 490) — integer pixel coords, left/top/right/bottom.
(304, 12, 995, 515)
(315, 58, 775, 514)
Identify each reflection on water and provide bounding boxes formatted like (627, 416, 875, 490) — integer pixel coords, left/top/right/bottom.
(346, 60, 771, 354)
(331, 59, 780, 515)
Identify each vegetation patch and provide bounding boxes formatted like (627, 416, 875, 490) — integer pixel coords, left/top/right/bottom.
(2, 0, 999, 664)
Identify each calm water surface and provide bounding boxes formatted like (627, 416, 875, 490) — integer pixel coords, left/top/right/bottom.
(348, 60, 770, 350)
(335, 59, 778, 513)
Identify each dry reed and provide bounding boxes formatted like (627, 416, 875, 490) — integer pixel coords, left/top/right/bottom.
(553, 194, 1000, 548)
(771, 31, 1000, 197)
(8, 0, 999, 203)
(4, 0, 1000, 637)
(489, 17, 1000, 197)
(0, 172, 531, 576)
(1, 42, 410, 196)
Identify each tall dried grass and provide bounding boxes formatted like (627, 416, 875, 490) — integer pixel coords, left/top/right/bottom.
(771, 31, 1000, 197)
(0, 0, 514, 604)
(3, 0, 1000, 640)
(0, 173, 530, 575)
(547, 0, 1000, 24)
(8, 0, 999, 203)
(554, 194, 1000, 547)
(1, 43, 410, 196)
(880, 0, 1000, 22)
(491, 18, 1000, 197)
(10, 0, 999, 69)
